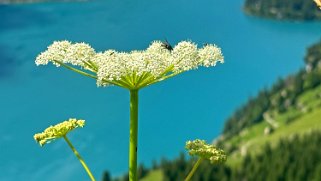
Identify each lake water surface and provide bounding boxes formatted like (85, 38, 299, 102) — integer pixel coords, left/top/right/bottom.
(0, 0, 321, 180)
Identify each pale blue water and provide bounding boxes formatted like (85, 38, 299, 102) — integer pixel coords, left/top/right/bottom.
(0, 0, 321, 180)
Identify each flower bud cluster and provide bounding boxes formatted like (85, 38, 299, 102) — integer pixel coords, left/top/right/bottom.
(185, 139, 227, 164)
(34, 118, 85, 146)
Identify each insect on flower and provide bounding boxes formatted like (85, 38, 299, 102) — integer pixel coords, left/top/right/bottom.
(315, 0, 321, 9)
(161, 39, 173, 51)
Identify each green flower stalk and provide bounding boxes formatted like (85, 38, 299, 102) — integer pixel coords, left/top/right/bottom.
(35, 40, 224, 181)
(34, 119, 96, 181)
(184, 139, 227, 181)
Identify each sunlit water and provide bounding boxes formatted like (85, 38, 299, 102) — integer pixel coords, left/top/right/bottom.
(0, 0, 321, 180)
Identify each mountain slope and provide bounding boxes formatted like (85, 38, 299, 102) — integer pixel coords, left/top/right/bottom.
(219, 39, 321, 166)
(140, 86, 321, 181)
(222, 39, 321, 140)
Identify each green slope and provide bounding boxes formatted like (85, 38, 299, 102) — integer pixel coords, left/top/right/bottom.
(224, 84, 321, 167)
(140, 89, 321, 180)
(141, 84, 321, 180)
(140, 169, 163, 181)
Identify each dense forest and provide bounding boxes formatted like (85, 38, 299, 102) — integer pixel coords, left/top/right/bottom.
(244, 0, 321, 20)
(154, 131, 321, 181)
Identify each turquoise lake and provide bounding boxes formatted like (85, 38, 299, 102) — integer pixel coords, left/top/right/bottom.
(1, 0, 321, 180)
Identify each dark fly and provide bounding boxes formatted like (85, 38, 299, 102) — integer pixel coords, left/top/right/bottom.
(162, 39, 173, 51)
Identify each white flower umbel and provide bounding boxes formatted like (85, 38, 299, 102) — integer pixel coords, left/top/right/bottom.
(36, 40, 223, 90)
(35, 40, 224, 181)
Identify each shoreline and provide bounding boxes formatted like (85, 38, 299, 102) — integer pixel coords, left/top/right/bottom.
(0, 0, 87, 5)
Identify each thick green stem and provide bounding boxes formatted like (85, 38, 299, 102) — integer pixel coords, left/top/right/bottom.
(129, 90, 139, 181)
(63, 136, 96, 181)
(184, 158, 203, 181)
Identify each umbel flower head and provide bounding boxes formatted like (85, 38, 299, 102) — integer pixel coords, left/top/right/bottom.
(34, 118, 85, 146)
(36, 40, 224, 90)
(185, 139, 227, 164)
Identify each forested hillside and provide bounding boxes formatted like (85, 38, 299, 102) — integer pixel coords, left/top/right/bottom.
(155, 131, 321, 181)
(222, 39, 321, 140)
(244, 0, 321, 20)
